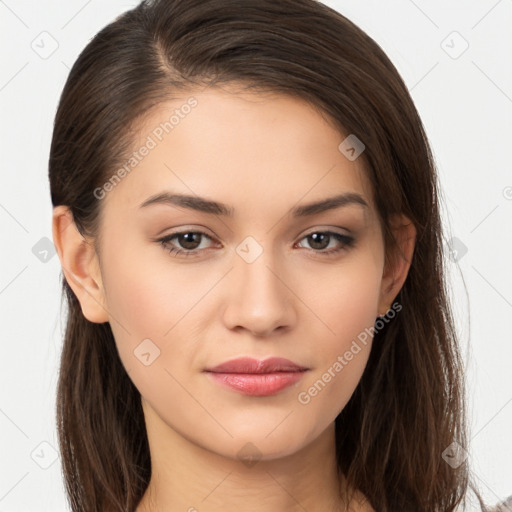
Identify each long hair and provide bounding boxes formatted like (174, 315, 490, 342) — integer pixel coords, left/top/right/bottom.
(49, 1, 486, 510)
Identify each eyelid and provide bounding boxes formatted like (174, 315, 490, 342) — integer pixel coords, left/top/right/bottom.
(300, 225, 352, 236)
(154, 224, 217, 238)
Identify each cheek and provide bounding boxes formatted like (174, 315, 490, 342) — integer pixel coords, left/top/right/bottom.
(99, 240, 181, 371)
(100, 241, 221, 393)
(296, 254, 382, 413)
(301, 248, 382, 339)
(330, 267, 381, 336)
(101, 237, 202, 334)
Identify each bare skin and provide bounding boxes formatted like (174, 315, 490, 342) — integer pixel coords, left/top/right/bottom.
(52, 85, 415, 512)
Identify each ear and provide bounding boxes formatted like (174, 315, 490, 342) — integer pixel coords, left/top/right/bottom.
(52, 205, 109, 323)
(377, 214, 416, 316)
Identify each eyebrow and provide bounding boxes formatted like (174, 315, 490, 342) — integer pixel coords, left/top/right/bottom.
(139, 191, 368, 217)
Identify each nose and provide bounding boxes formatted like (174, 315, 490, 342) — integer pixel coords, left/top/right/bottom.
(221, 248, 297, 338)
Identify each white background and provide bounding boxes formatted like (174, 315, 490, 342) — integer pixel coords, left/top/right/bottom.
(0, 0, 511, 510)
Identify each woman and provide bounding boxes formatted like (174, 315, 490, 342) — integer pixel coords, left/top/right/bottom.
(49, 0, 489, 510)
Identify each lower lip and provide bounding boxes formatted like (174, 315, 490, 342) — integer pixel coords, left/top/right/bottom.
(206, 371, 307, 396)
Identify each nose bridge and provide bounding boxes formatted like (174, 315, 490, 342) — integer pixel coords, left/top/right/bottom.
(223, 235, 294, 335)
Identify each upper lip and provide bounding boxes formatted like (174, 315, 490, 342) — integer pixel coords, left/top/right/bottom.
(204, 357, 308, 374)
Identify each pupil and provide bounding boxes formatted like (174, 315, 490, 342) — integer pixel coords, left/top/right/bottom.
(309, 233, 329, 250)
(180, 233, 200, 249)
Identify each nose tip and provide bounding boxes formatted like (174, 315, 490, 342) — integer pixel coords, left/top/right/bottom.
(221, 250, 296, 337)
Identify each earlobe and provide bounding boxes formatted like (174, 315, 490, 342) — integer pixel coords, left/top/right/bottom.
(377, 214, 416, 316)
(52, 205, 110, 324)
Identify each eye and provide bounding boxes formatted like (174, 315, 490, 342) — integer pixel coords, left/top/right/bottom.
(157, 229, 355, 259)
(158, 231, 216, 258)
(295, 231, 355, 256)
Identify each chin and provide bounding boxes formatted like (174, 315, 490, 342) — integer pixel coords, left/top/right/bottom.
(206, 425, 318, 464)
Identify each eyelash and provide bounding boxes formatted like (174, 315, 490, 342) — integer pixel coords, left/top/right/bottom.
(157, 230, 355, 258)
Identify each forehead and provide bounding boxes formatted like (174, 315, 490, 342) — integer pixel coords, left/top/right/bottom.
(101, 86, 376, 221)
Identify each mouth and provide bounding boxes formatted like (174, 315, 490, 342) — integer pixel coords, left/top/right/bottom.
(203, 357, 309, 396)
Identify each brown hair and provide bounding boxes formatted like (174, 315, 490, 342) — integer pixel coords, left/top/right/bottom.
(49, 0, 487, 510)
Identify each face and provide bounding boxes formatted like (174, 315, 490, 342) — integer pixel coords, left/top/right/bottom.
(83, 86, 393, 461)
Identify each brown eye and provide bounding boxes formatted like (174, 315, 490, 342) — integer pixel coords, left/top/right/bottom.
(296, 231, 355, 256)
(306, 232, 330, 250)
(158, 231, 215, 257)
(175, 232, 203, 250)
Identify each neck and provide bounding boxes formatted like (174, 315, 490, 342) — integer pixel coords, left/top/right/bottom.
(136, 399, 352, 512)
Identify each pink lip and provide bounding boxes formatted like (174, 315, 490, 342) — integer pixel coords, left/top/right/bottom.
(204, 357, 309, 396)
